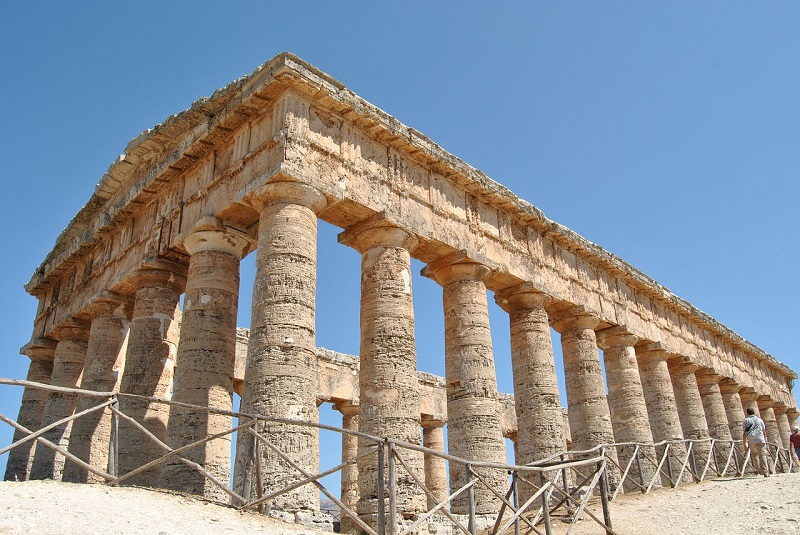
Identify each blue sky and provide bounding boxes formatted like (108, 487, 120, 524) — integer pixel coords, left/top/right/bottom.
(1, 2, 798, 482)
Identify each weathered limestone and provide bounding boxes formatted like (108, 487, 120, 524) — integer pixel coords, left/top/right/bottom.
(495, 286, 566, 466)
(63, 294, 132, 483)
(339, 219, 425, 518)
(757, 396, 782, 448)
(694, 370, 734, 465)
(337, 402, 360, 534)
(117, 265, 185, 487)
(3, 341, 56, 481)
(29, 321, 90, 480)
(773, 405, 792, 450)
(668, 359, 712, 471)
(421, 418, 447, 512)
(160, 221, 251, 499)
(739, 390, 760, 417)
(234, 182, 326, 510)
(718, 379, 747, 458)
(636, 344, 690, 483)
(596, 326, 658, 491)
(424, 258, 507, 514)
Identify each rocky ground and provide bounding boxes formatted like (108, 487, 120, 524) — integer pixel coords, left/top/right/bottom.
(1, 473, 799, 534)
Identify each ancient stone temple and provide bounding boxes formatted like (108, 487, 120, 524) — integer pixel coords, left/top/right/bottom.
(6, 53, 797, 523)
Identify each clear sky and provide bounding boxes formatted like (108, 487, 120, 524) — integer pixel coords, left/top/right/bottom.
(1, 2, 798, 482)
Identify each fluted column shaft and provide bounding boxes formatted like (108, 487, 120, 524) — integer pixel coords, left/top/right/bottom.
(757, 397, 782, 449)
(338, 403, 360, 534)
(773, 407, 792, 451)
(63, 296, 131, 483)
(739, 391, 760, 416)
(340, 222, 424, 517)
(636, 346, 690, 483)
(668, 360, 711, 466)
(30, 323, 90, 480)
(421, 418, 447, 512)
(495, 287, 565, 466)
(695, 372, 733, 464)
(234, 183, 326, 510)
(718, 381, 747, 458)
(597, 328, 657, 491)
(117, 266, 185, 486)
(428, 261, 507, 514)
(161, 223, 250, 499)
(4, 344, 55, 481)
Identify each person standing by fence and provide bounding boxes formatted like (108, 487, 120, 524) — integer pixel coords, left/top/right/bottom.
(742, 408, 770, 477)
(790, 426, 800, 464)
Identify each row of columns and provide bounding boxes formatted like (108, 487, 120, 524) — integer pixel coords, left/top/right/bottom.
(7, 180, 798, 524)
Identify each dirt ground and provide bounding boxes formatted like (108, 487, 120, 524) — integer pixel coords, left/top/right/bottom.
(1, 473, 799, 534)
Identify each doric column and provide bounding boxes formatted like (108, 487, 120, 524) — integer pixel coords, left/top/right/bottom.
(551, 309, 614, 452)
(494, 285, 566, 465)
(29, 321, 90, 480)
(668, 359, 712, 466)
(773, 405, 792, 450)
(739, 390, 760, 416)
(339, 218, 425, 517)
(63, 294, 132, 483)
(3, 340, 56, 481)
(694, 370, 733, 464)
(596, 326, 657, 491)
(757, 396, 782, 448)
(234, 182, 326, 510)
(423, 258, 507, 513)
(636, 344, 690, 483)
(421, 417, 447, 512)
(336, 402, 360, 534)
(160, 220, 251, 499)
(718, 379, 747, 458)
(117, 264, 185, 487)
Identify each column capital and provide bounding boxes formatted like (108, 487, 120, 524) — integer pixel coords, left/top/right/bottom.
(595, 325, 639, 350)
(182, 217, 254, 259)
(128, 265, 187, 294)
(422, 257, 492, 286)
(635, 342, 670, 364)
(80, 291, 134, 321)
(667, 358, 700, 375)
(246, 180, 328, 214)
(718, 378, 742, 394)
(756, 395, 775, 408)
(50, 319, 91, 342)
(787, 408, 800, 421)
(420, 415, 446, 429)
(772, 402, 789, 415)
(334, 401, 360, 417)
(738, 389, 759, 402)
(494, 282, 553, 312)
(338, 212, 417, 254)
(549, 305, 599, 333)
(695, 369, 723, 387)
(20, 338, 57, 361)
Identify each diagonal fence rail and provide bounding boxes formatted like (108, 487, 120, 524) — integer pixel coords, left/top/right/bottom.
(1, 378, 797, 535)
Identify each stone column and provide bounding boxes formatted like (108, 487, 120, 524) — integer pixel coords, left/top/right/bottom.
(29, 321, 90, 480)
(694, 370, 733, 466)
(757, 397, 782, 448)
(117, 264, 185, 487)
(636, 344, 690, 483)
(234, 182, 326, 511)
(339, 219, 425, 518)
(596, 327, 658, 491)
(668, 359, 711, 471)
(773, 405, 792, 450)
(494, 285, 565, 466)
(3, 340, 56, 481)
(551, 308, 619, 486)
(63, 294, 132, 483)
(160, 220, 251, 499)
(718, 379, 747, 458)
(421, 417, 447, 512)
(424, 259, 507, 514)
(337, 402, 360, 534)
(739, 390, 760, 416)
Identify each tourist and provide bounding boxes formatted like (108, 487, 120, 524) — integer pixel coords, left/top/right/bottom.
(790, 426, 800, 464)
(743, 408, 770, 477)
